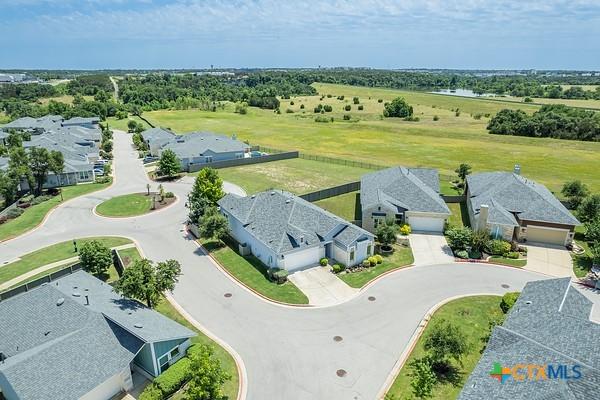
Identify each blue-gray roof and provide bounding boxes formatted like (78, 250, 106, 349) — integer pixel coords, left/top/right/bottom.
(459, 278, 600, 400)
(467, 172, 580, 226)
(141, 127, 174, 143)
(360, 167, 450, 214)
(219, 190, 374, 254)
(161, 131, 249, 158)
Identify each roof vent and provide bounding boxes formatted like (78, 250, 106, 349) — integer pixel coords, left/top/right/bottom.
(271, 191, 275, 196)
(251, 195, 256, 199)
(514, 164, 521, 175)
(134, 323, 143, 329)
(285, 199, 291, 204)
(72, 292, 81, 297)
(525, 300, 532, 305)
(56, 298, 65, 306)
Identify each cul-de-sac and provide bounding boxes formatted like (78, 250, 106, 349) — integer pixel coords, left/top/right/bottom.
(1, 3, 600, 400)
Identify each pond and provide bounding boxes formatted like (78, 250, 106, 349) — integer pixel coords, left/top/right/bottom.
(431, 88, 498, 98)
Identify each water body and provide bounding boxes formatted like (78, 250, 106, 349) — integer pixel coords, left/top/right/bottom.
(431, 88, 497, 97)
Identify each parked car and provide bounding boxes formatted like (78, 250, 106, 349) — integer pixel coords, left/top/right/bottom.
(143, 156, 159, 164)
(93, 168, 104, 176)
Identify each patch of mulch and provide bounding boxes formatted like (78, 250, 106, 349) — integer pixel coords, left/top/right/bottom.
(150, 193, 177, 211)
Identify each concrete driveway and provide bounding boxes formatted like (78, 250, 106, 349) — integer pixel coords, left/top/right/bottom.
(288, 266, 357, 306)
(408, 233, 455, 266)
(524, 244, 574, 278)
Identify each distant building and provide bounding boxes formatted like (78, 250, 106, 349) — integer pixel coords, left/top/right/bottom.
(0, 271, 196, 400)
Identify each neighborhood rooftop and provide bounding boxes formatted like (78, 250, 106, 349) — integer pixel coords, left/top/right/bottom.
(459, 278, 600, 399)
(219, 190, 373, 254)
(162, 131, 249, 158)
(467, 172, 580, 226)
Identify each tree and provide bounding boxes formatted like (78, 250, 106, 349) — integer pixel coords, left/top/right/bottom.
(423, 319, 469, 370)
(408, 357, 436, 399)
(199, 206, 229, 243)
(376, 221, 397, 247)
(28, 147, 51, 195)
(79, 240, 113, 276)
(561, 180, 589, 209)
(578, 194, 600, 224)
(114, 258, 181, 308)
(158, 149, 181, 178)
(127, 120, 137, 133)
(383, 97, 413, 118)
(455, 163, 472, 185)
(585, 219, 600, 243)
(185, 345, 231, 400)
(8, 147, 34, 194)
(49, 150, 65, 199)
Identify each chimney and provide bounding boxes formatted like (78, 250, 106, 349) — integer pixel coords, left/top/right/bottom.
(513, 164, 521, 175)
(478, 205, 489, 231)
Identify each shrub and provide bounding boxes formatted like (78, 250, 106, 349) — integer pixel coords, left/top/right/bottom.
(6, 207, 24, 219)
(353, 97, 360, 104)
(523, 97, 533, 103)
(320, 258, 328, 266)
(332, 264, 345, 273)
(285, 108, 294, 113)
(445, 227, 473, 251)
(368, 256, 377, 267)
(455, 250, 469, 259)
(403, 116, 420, 121)
(290, 101, 295, 105)
(455, 111, 461, 117)
(31, 195, 52, 205)
(378, 99, 383, 103)
(343, 114, 351, 121)
(300, 104, 305, 109)
(344, 105, 351, 111)
(95, 176, 111, 184)
(153, 357, 192, 397)
(500, 292, 520, 313)
(138, 384, 162, 400)
(399, 224, 411, 236)
(0, 216, 7, 224)
(327, 94, 332, 98)
(361, 259, 371, 268)
(164, 191, 175, 198)
(268, 267, 288, 284)
(473, 113, 483, 120)
(375, 254, 384, 264)
(314, 116, 331, 123)
(433, 115, 439, 121)
(486, 239, 511, 256)
(338, 95, 345, 100)
(358, 105, 364, 110)
(468, 250, 482, 259)
(505, 251, 520, 259)
(323, 104, 333, 112)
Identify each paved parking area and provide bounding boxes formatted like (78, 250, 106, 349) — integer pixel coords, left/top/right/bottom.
(288, 266, 357, 306)
(408, 233, 455, 266)
(524, 244, 574, 277)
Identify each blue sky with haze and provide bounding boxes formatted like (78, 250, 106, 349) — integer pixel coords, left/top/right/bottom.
(1, 0, 599, 70)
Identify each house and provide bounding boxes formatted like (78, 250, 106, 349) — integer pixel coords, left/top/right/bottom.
(360, 166, 451, 233)
(0, 271, 195, 400)
(141, 127, 176, 156)
(459, 278, 600, 399)
(466, 170, 580, 246)
(61, 116, 100, 129)
(218, 190, 375, 272)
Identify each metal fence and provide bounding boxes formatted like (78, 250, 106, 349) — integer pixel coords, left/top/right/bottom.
(188, 151, 299, 172)
(112, 249, 125, 277)
(0, 263, 82, 302)
(258, 146, 388, 171)
(300, 181, 360, 202)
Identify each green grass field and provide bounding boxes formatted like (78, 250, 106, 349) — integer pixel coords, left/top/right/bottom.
(0, 237, 131, 285)
(201, 239, 308, 304)
(109, 83, 600, 194)
(338, 244, 414, 288)
(489, 256, 527, 267)
(96, 192, 152, 217)
(387, 295, 504, 399)
(0, 181, 112, 242)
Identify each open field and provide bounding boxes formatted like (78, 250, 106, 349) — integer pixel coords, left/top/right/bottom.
(0, 181, 112, 242)
(109, 83, 600, 193)
(484, 94, 600, 110)
(387, 295, 504, 399)
(38, 94, 93, 105)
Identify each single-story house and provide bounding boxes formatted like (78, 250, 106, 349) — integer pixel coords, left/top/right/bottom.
(141, 127, 176, 156)
(0, 271, 195, 400)
(466, 171, 580, 246)
(218, 190, 375, 272)
(360, 166, 451, 233)
(459, 278, 600, 399)
(61, 116, 101, 129)
(158, 131, 250, 172)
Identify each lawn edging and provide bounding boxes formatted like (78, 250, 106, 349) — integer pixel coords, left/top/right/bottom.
(375, 293, 499, 400)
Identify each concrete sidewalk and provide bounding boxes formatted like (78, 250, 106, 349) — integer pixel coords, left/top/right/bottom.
(288, 266, 357, 306)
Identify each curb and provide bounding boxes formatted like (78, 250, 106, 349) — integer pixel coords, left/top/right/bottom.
(375, 292, 500, 400)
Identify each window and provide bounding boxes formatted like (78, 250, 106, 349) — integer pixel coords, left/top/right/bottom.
(236, 153, 243, 159)
(350, 249, 355, 262)
(170, 347, 180, 358)
(367, 244, 372, 256)
(158, 354, 169, 373)
(395, 213, 404, 225)
(206, 156, 213, 163)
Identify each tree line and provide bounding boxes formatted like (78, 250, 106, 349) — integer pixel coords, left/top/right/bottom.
(487, 104, 600, 141)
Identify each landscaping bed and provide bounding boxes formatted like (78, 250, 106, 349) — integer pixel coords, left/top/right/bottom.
(96, 191, 175, 217)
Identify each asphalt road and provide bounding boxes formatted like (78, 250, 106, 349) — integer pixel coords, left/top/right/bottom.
(0, 131, 555, 400)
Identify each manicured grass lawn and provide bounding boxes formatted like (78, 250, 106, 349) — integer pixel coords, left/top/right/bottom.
(439, 179, 461, 195)
(201, 239, 309, 304)
(96, 193, 152, 217)
(126, 83, 600, 194)
(154, 299, 239, 400)
(314, 191, 361, 221)
(573, 238, 593, 278)
(338, 244, 414, 288)
(0, 181, 112, 242)
(0, 237, 132, 285)
(210, 158, 371, 195)
(489, 256, 527, 267)
(387, 295, 504, 399)
(447, 202, 470, 228)
(118, 246, 142, 267)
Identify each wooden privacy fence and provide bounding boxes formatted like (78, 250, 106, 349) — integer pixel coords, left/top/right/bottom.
(300, 181, 360, 202)
(0, 263, 83, 302)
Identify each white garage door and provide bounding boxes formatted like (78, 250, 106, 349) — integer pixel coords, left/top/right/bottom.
(408, 216, 445, 232)
(284, 246, 324, 273)
(526, 226, 568, 246)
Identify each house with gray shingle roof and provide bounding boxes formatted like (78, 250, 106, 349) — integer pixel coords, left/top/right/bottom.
(141, 127, 176, 156)
(360, 167, 451, 233)
(459, 278, 600, 399)
(0, 271, 195, 400)
(466, 171, 580, 246)
(219, 190, 375, 272)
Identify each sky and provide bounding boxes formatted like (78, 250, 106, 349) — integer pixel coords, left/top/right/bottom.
(1, 0, 599, 70)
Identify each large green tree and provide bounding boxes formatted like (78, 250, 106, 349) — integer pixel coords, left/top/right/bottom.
(29, 147, 52, 195)
(455, 163, 472, 184)
(8, 147, 34, 195)
(199, 206, 229, 243)
(187, 168, 224, 223)
(79, 240, 113, 276)
(423, 319, 469, 370)
(185, 345, 231, 400)
(158, 149, 181, 178)
(383, 97, 413, 118)
(578, 194, 600, 224)
(561, 180, 589, 209)
(114, 258, 181, 308)
(375, 221, 397, 247)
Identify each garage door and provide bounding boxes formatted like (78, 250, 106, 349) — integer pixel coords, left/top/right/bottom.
(284, 246, 325, 273)
(526, 226, 568, 246)
(408, 216, 445, 232)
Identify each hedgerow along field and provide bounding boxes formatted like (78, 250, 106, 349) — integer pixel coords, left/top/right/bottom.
(108, 83, 600, 193)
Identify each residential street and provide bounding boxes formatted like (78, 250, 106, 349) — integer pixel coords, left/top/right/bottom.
(0, 130, 567, 400)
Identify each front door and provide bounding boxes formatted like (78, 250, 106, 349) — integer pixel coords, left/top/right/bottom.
(325, 243, 332, 258)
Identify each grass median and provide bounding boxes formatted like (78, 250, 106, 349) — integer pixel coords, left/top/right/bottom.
(96, 192, 153, 217)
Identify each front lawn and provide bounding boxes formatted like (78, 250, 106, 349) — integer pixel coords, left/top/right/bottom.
(338, 244, 414, 288)
(0, 181, 112, 242)
(0, 237, 132, 285)
(386, 295, 505, 399)
(200, 239, 309, 304)
(488, 256, 527, 267)
(96, 192, 153, 217)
